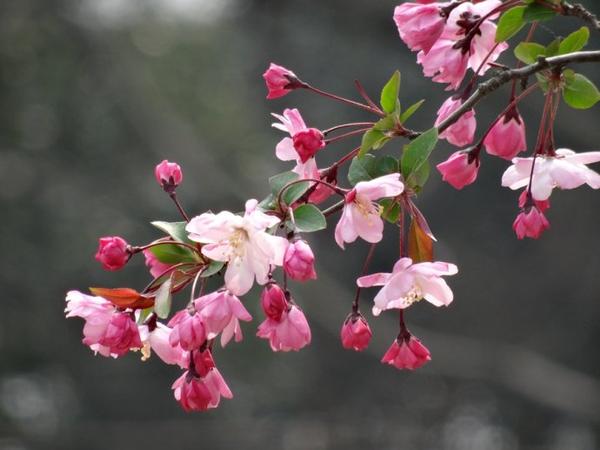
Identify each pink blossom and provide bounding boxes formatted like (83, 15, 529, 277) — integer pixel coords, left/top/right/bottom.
(357, 257, 458, 316)
(284, 240, 317, 282)
(138, 322, 189, 368)
(272, 108, 324, 166)
(501, 149, 600, 201)
(381, 335, 431, 370)
(257, 305, 311, 352)
(94, 236, 130, 271)
(186, 199, 288, 296)
(154, 160, 183, 189)
(293, 128, 325, 163)
(263, 63, 299, 99)
(435, 96, 476, 147)
(436, 150, 479, 189)
(194, 290, 252, 347)
(484, 110, 526, 160)
(340, 313, 372, 351)
(168, 309, 206, 352)
(260, 283, 288, 321)
(518, 189, 549, 213)
(393, 2, 447, 54)
(513, 207, 550, 239)
(172, 350, 232, 412)
(143, 249, 173, 278)
(335, 174, 404, 249)
(65, 290, 142, 357)
(417, 39, 469, 90)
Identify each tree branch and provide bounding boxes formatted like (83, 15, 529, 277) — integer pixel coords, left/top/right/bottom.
(561, 1, 600, 32)
(436, 50, 600, 135)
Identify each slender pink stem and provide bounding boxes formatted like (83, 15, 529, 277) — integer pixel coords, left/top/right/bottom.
(324, 127, 371, 145)
(323, 122, 375, 135)
(303, 84, 385, 117)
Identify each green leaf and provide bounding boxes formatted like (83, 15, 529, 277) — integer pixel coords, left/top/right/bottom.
(258, 194, 276, 211)
(380, 70, 401, 114)
(379, 198, 401, 224)
(137, 307, 154, 325)
(523, 3, 557, 22)
(545, 38, 561, 57)
(282, 180, 311, 205)
(559, 27, 589, 54)
(496, 6, 526, 42)
(359, 129, 386, 157)
(151, 221, 193, 244)
(373, 115, 396, 131)
(153, 275, 172, 319)
(269, 171, 310, 206)
(348, 154, 399, 185)
(269, 171, 298, 195)
(201, 260, 225, 278)
(514, 42, 546, 64)
(149, 243, 198, 264)
(401, 127, 438, 188)
(399, 99, 425, 124)
(563, 73, 600, 109)
(292, 204, 326, 232)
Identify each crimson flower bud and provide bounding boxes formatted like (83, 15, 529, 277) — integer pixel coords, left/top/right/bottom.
(340, 313, 372, 351)
(292, 128, 325, 162)
(95, 236, 131, 271)
(284, 240, 317, 282)
(155, 160, 183, 192)
(260, 283, 288, 321)
(262, 63, 300, 99)
(381, 334, 431, 370)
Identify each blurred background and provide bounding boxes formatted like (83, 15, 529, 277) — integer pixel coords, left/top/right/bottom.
(1, 0, 600, 449)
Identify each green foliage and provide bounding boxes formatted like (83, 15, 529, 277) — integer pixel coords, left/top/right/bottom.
(559, 27, 590, 54)
(151, 221, 193, 244)
(269, 171, 310, 205)
(401, 128, 438, 189)
(379, 198, 401, 224)
(291, 204, 326, 232)
(399, 99, 425, 124)
(348, 154, 399, 186)
(148, 243, 198, 264)
(514, 42, 546, 64)
(563, 73, 600, 109)
(153, 275, 172, 319)
(380, 70, 401, 114)
(496, 6, 526, 42)
(201, 260, 225, 277)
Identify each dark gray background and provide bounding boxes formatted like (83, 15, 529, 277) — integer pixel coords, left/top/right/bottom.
(1, 1, 599, 449)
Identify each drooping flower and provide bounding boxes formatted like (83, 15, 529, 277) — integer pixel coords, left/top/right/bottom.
(172, 350, 233, 412)
(484, 109, 526, 160)
(143, 249, 173, 278)
(334, 173, 404, 249)
(435, 96, 476, 147)
(155, 160, 183, 190)
(340, 313, 372, 351)
(284, 239, 317, 282)
(263, 63, 300, 99)
(186, 199, 288, 296)
(194, 290, 252, 347)
(393, 2, 447, 54)
(417, 39, 469, 90)
(65, 290, 142, 357)
(513, 207, 550, 239)
(501, 149, 600, 201)
(260, 283, 288, 321)
(138, 322, 189, 368)
(381, 334, 431, 370)
(95, 236, 130, 271)
(257, 304, 311, 352)
(436, 150, 479, 189)
(272, 108, 325, 165)
(357, 257, 458, 316)
(168, 309, 206, 352)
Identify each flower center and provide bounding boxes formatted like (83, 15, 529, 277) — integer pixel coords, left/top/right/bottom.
(402, 285, 423, 307)
(354, 194, 381, 220)
(229, 228, 249, 259)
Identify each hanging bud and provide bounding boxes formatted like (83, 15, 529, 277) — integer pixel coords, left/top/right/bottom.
(260, 283, 288, 321)
(155, 160, 183, 193)
(284, 240, 317, 282)
(262, 63, 302, 99)
(381, 333, 431, 370)
(95, 236, 131, 271)
(484, 108, 526, 160)
(340, 313, 372, 351)
(436, 149, 479, 189)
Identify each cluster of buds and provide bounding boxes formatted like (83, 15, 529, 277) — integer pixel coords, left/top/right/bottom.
(65, 0, 600, 413)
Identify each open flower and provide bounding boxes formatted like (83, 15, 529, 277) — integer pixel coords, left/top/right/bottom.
(186, 199, 288, 296)
(393, 2, 447, 54)
(335, 173, 404, 249)
(257, 304, 311, 352)
(138, 322, 189, 368)
(194, 290, 252, 347)
(501, 149, 600, 201)
(272, 108, 325, 166)
(417, 39, 469, 91)
(357, 257, 458, 316)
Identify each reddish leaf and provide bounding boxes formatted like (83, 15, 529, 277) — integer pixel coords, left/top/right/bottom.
(89, 287, 154, 309)
(408, 219, 434, 263)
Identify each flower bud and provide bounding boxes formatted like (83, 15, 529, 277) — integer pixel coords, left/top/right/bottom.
(292, 128, 325, 162)
(436, 150, 479, 189)
(99, 312, 143, 356)
(95, 236, 130, 271)
(435, 96, 476, 147)
(260, 283, 288, 321)
(513, 207, 550, 239)
(381, 334, 431, 370)
(262, 63, 300, 99)
(155, 160, 183, 191)
(168, 310, 206, 351)
(484, 109, 526, 160)
(284, 240, 317, 282)
(340, 313, 372, 351)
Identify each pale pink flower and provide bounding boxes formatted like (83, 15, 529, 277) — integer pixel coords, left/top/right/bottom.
(284, 240, 317, 282)
(484, 110, 526, 160)
(94, 236, 130, 271)
(393, 2, 447, 54)
(154, 160, 183, 189)
(357, 257, 458, 316)
(143, 249, 173, 278)
(335, 174, 404, 249)
(65, 290, 142, 357)
(194, 290, 252, 347)
(381, 335, 431, 370)
(436, 150, 479, 189)
(172, 350, 232, 412)
(435, 96, 476, 147)
(257, 305, 311, 352)
(513, 207, 550, 239)
(272, 108, 324, 166)
(260, 283, 288, 321)
(168, 309, 206, 351)
(138, 322, 189, 368)
(186, 199, 288, 296)
(263, 63, 299, 99)
(340, 313, 372, 351)
(417, 39, 469, 90)
(501, 149, 600, 201)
